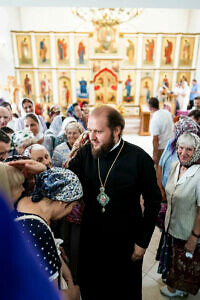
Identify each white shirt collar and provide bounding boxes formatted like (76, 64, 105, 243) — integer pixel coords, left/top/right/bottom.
(110, 138, 121, 152)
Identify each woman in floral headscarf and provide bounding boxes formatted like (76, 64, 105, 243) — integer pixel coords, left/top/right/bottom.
(159, 133, 200, 297)
(156, 116, 200, 260)
(157, 116, 200, 203)
(15, 167, 82, 298)
(10, 128, 37, 156)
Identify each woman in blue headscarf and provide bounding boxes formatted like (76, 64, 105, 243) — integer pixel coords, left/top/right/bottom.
(67, 103, 86, 130)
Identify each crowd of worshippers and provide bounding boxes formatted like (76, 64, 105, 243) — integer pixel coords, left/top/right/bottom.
(0, 98, 200, 300)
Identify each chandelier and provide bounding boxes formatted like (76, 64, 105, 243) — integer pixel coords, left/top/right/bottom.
(72, 8, 143, 26)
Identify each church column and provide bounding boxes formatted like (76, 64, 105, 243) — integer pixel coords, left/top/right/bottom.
(89, 81, 95, 105)
(192, 35, 199, 71)
(153, 70, 159, 97)
(31, 33, 37, 67)
(135, 71, 141, 105)
(174, 35, 181, 69)
(49, 33, 58, 104)
(12, 33, 19, 67)
(70, 33, 77, 103)
(155, 34, 162, 68)
(71, 70, 77, 103)
(153, 35, 162, 98)
(117, 79, 123, 105)
(33, 70, 40, 102)
(52, 70, 59, 104)
(15, 69, 23, 100)
(135, 34, 143, 105)
(50, 33, 56, 68)
(137, 34, 143, 69)
(194, 36, 200, 79)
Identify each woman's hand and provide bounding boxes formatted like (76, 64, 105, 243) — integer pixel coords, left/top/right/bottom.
(8, 159, 46, 177)
(61, 284, 80, 300)
(184, 235, 198, 254)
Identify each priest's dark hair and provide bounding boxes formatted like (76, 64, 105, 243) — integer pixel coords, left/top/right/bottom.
(91, 105, 125, 137)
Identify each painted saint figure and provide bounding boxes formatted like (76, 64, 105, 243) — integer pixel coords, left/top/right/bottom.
(61, 81, 69, 107)
(39, 38, 47, 63)
(125, 75, 132, 98)
(183, 39, 191, 65)
(164, 40, 173, 64)
(21, 37, 29, 61)
(77, 78, 89, 99)
(40, 74, 51, 103)
(78, 41, 85, 64)
(145, 39, 154, 63)
(126, 40, 134, 64)
(57, 38, 67, 62)
(141, 80, 151, 104)
(24, 74, 31, 96)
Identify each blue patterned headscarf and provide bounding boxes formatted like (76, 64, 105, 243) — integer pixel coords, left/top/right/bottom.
(32, 167, 83, 203)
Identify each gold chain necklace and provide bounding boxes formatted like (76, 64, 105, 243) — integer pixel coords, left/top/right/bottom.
(97, 140, 124, 213)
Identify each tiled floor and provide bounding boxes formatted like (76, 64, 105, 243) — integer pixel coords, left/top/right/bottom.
(123, 128, 200, 299)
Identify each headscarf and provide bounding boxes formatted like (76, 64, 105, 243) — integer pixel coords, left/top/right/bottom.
(19, 98, 35, 117)
(23, 144, 47, 159)
(64, 130, 90, 168)
(24, 113, 44, 142)
(60, 117, 77, 135)
(67, 104, 86, 129)
(0, 193, 60, 300)
(67, 104, 79, 121)
(177, 132, 200, 167)
(10, 128, 36, 149)
(0, 162, 25, 209)
(49, 104, 61, 117)
(31, 167, 83, 203)
(169, 116, 200, 153)
(49, 115, 63, 136)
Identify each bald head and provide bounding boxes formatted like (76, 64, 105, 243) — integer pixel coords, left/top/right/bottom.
(0, 107, 10, 128)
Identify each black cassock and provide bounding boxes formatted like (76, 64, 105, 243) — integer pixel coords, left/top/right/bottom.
(68, 139, 161, 300)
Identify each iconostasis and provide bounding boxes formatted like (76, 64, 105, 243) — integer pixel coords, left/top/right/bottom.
(11, 28, 200, 115)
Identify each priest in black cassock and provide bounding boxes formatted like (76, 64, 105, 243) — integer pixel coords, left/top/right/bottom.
(68, 105, 161, 300)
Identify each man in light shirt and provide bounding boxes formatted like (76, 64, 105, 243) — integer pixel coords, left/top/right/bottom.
(148, 97, 174, 167)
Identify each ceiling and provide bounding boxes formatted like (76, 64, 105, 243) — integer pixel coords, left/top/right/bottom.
(0, 0, 200, 9)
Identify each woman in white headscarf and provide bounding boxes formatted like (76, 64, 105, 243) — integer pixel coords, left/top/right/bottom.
(17, 98, 47, 132)
(23, 113, 54, 157)
(52, 121, 83, 167)
(54, 116, 77, 148)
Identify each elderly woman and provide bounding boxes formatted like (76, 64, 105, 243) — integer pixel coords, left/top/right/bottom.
(52, 121, 84, 167)
(24, 144, 52, 169)
(156, 116, 200, 232)
(159, 132, 200, 297)
(54, 117, 77, 148)
(15, 167, 82, 299)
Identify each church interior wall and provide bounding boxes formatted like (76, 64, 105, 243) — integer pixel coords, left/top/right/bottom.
(1, 7, 200, 115)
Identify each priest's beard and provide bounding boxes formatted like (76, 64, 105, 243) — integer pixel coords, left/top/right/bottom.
(91, 132, 115, 159)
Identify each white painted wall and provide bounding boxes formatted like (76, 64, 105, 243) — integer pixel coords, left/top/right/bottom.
(0, 7, 20, 86)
